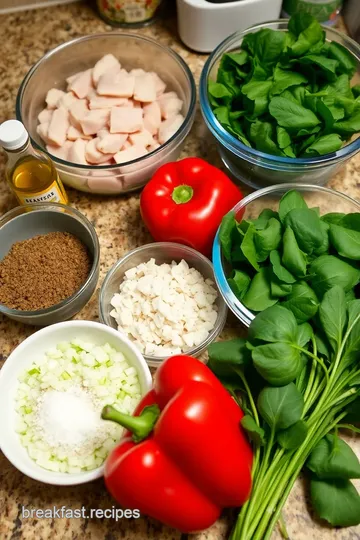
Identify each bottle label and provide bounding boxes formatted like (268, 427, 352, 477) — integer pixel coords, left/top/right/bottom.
(282, 0, 342, 23)
(15, 181, 67, 205)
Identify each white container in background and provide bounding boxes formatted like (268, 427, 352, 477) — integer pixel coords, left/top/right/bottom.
(176, 0, 282, 53)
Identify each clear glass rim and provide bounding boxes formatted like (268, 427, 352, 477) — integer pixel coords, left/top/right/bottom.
(16, 33, 197, 172)
(0, 203, 100, 317)
(200, 19, 360, 168)
(212, 183, 360, 328)
(99, 241, 228, 366)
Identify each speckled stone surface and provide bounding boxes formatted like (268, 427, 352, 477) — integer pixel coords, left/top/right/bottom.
(0, 3, 359, 539)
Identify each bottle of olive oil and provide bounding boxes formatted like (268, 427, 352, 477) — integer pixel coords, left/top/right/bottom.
(0, 120, 68, 205)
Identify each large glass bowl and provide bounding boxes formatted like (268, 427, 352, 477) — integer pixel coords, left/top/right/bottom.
(99, 242, 228, 367)
(16, 33, 196, 195)
(200, 21, 360, 189)
(212, 184, 360, 328)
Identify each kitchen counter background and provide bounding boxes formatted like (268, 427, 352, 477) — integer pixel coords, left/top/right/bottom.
(0, 2, 359, 539)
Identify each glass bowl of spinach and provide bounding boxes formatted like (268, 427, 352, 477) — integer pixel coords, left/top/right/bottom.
(199, 15, 360, 189)
(212, 184, 360, 327)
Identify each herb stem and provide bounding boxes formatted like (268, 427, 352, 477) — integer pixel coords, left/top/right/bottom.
(235, 369, 260, 426)
(295, 346, 329, 383)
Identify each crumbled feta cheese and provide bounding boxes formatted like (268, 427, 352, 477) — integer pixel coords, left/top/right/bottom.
(109, 258, 219, 357)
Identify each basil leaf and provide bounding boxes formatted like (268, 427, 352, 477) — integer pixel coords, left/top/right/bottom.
(282, 227, 307, 277)
(242, 267, 277, 312)
(315, 331, 331, 359)
(254, 218, 282, 262)
(241, 224, 260, 271)
(252, 342, 303, 386)
(219, 211, 236, 262)
(296, 323, 313, 347)
(282, 281, 319, 323)
(241, 415, 266, 445)
(321, 212, 346, 225)
(253, 209, 279, 230)
(342, 300, 360, 366)
(311, 478, 360, 527)
(269, 96, 321, 130)
(345, 398, 360, 423)
(310, 255, 360, 296)
(319, 286, 347, 352)
(270, 277, 292, 298)
(284, 208, 325, 253)
(207, 338, 250, 379)
(249, 304, 298, 344)
(340, 213, 360, 232)
(270, 250, 296, 284)
(277, 420, 308, 450)
(329, 223, 360, 260)
(313, 220, 330, 255)
(258, 383, 304, 430)
(307, 434, 360, 480)
(278, 190, 308, 223)
(228, 269, 251, 300)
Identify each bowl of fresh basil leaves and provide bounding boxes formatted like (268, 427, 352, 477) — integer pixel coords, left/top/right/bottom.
(212, 184, 360, 328)
(200, 14, 360, 189)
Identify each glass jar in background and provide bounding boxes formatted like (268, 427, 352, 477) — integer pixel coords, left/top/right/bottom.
(96, 0, 165, 27)
(282, 0, 343, 26)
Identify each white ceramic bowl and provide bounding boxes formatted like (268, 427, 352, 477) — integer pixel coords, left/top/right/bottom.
(0, 321, 152, 486)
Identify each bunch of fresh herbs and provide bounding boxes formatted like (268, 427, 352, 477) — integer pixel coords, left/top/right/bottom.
(208, 13, 360, 157)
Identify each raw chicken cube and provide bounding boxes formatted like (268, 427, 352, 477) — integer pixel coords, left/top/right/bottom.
(97, 132, 127, 154)
(85, 138, 114, 164)
(158, 93, 183, 119)
(67, 125, 92, 141)
(97, 71, 135, 98)
(45, 88, 66, 109)
(110, 107, 143, 134)
(87, 173, 123, 193)
(93, 54, 121, 86)
(69, 99, 89, 128)
(130, 68, 146, 77)
(114, 145, 147, 164)
(148, 141, 161, 152)
(68, 138, 87, 164)
(158, 114, 184, 144)
(80, 109, 109, 136)
(68, 69, 93, 99)
(143, 101, 161, 135)
(133, 73, 157, 103)
(133, 100, 142, 109)
(66, 71, 84, 86)
(38, 108, 53, 125)
(89, 95, 129, 110)
(46, 140, 73, 160)
(36, 122, 51, 145)
(47, 107, 70, 147)
(151, 72, 167, 96)
(57, 92, 78, 110)
(129, 129, 154, 147)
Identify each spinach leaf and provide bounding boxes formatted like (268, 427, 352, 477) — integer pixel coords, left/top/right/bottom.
(329, 223, 360, 260)
(249, 304, 298, 343)
(328, 42, 357, 77)
(284, 208, 325, 253)
(303, 133, 343, 156)
(271, 67, 308, 96)
(282, 227, 307, 277)
(270, 250, 296, 284)
(249, 121, 284, 155)
(219, 211, 236, 262)
(311, 478, 360, 527)
(228, 269, 251, 300)
(252, 342, 303, 386)
(278, 190, 308, 223)
(258, 383, 304, 430)
(241, 415, 266, 445)
(253, 28, 286, 65)
(296, 322, 313, 347)
(353, 84, 360, 98)
(289, 14, 325, 57)
(207, 338, 250, 379)
(310, 255, 360, 296)
(277, 420, 308, 450)
(282, 281, 319, 323)
(253, 218, 282, 262)
(208, 80, 233, 102)
(296, 55, 338, 81)
(307, 434, 360, 480)
(242, 267, 277, 312)
(241, 224, 260, 271)
(276, 126, 292, 149)
(319, 286, 347, 352)
(242, 80, 273, 118)
(334, 110, 360, 135)
(269, 97, 321, 130)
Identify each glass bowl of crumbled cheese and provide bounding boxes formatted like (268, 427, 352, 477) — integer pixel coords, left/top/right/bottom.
(0, 320, 152, 485)
(99, 242, 228, 367)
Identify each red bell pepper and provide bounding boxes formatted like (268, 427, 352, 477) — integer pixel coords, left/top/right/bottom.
(102, 355, 253, 533)
(140, 157, 243, 257)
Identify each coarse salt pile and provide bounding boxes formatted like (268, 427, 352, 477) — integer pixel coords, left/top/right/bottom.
(110, 258, 219, 357)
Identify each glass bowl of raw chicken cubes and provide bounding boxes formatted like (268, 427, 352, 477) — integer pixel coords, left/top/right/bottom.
(16, 34, 196, 194)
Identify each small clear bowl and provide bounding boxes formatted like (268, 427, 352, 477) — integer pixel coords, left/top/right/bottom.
(212, 184, 360, 328)
(0, 203, 100, 326)
(16, 33, 196, 195)
(200, 20, 360, 189)
(99, 242, 228, 367)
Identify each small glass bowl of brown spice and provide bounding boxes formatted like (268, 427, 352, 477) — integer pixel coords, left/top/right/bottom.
(0, 204, 100, 326)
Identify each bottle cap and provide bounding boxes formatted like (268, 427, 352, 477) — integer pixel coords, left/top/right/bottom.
(0, 120, 29, 150)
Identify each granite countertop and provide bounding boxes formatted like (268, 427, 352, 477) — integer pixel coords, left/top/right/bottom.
(0, 3, 359, 539)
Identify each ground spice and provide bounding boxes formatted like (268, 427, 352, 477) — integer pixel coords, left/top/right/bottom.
(0, 232, 92, 311)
